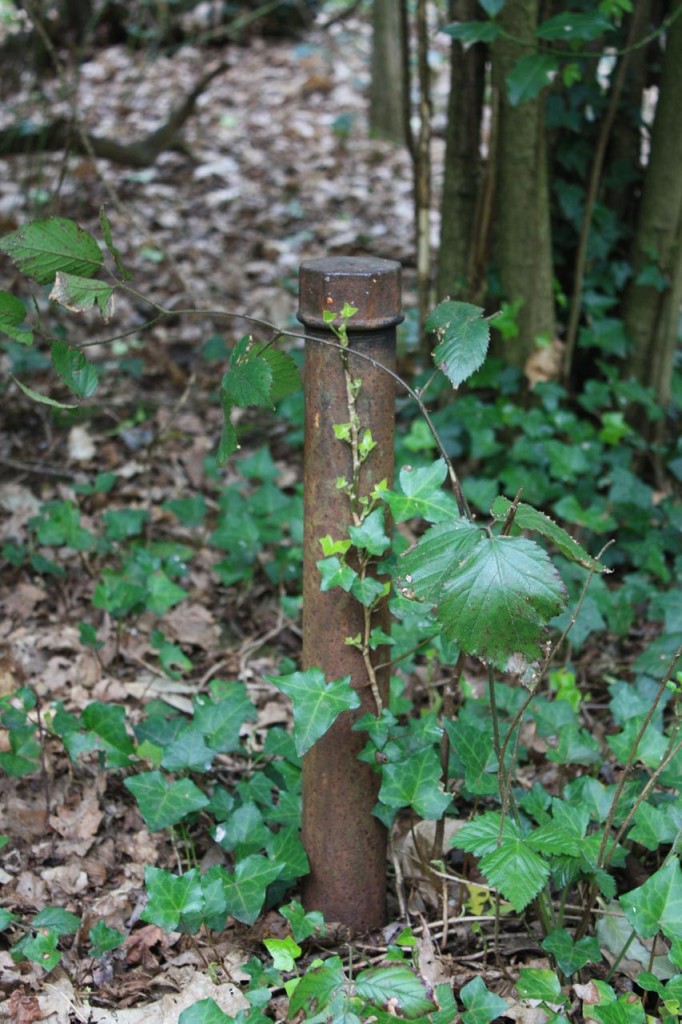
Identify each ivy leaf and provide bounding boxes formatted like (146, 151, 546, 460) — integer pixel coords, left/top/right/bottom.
(178, 999, 233, 1024)
(460, 976, 510, 1024)
(124, 771, 210, 831)
(348, 508, 390, 555)
(222, 854, 283, 925)
(536, 11, 613, 41)
(82, 702, 134, 766)
(145, 571, 187, 615)
(356, 965, 437, 1017)
(0, 291, 32, 345)
(265, 668, 361, 757)
(490, 496, 606, 572)
(141, 866, 204, 931)
(0, 217, 103, 284)
(382, 460, 459, 524)
(51, 341, 99, 398)
(441, 20, 501, 45)
(88, 920, 125, 958)
(379, 745, 451, 819)
(515, 968, 564, 1003)
(541, 928, 601, 976)
(507, 54, 558, 106)
(33, 907, 81, 935)
(443, 719, 498, 795)
(425, 301, 489, 388)
(21, 930, 61, 971)
(620, 859, 682, 940)
(317, 555, 357, 592)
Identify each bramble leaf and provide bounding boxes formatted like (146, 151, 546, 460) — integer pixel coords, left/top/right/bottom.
(49, 272, 114, 319)
(51, 341, 99, 398)
(0, 291, 32, 344)
(425, 301, 489, 388)
(441, 20, 501, 45)
(0, 217, 103, 284)
(11, 376, 77, 409)
(265, 668, 360, 757)
(536, 10, 613, 41)
(490, 496, 606, 572)
(259, 346, 301, 402)
(356, 965, 437, 1017)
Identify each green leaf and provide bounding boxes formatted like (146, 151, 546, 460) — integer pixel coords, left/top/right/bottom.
(425, 301, 489, 388)
(288, 956, 345, 1020)
(259, 346, 301, 402)
(22, 929, 61, 971)
(223, 854, 283, 925)
(536, 11, 613, 41)
(460, 976, 510, 1024)
(11, 376, 77, 409)
(0, 217, 103, 284)
(516, 968, 564, 1003)
(0, 291, 32, 344)
(0, 909, 17, 931)
(443, 719, 498, 795)
(379, 745, 451, 819)
(620, 859, 682, 940)
(402, 529, 566, 665)
(50, 341, 99, 398)
(479, 840, 550, 911)
(100, 206, 130, 280)
(348, 508, 390, 555)
(265, 826, 309, 882)
(628, 802, 682, 851)
(142, 866, 204, 931)
(82, 702, 134, 766)
(49, 271, 114, 319)
(161, 727, 216, 773)
(264, 935, 302, 972)
(217, 397, 238, 462)
(317, 556, 357, 592)
(279, 901, 325, 943)
(490, 496, 605, 572)
(382, 460, 459, 524)
(145, 571, 187, 615)
(223, 351, 273, 407)
(479, 0, 504, 14)
(124, 771, 210, 831)
(507, 54, 558, 106)
(89, 920, 125, 957)
(178, 999, 234, 1024)
(541, 929, 601, 976)
(453, 811, 518, 858)
(350, 575, 388, 608)
(355, 965, 437, 1017)
(442, 20, 501, 45)
(265, 669, 360, 757)
(33, 907, 81, 935)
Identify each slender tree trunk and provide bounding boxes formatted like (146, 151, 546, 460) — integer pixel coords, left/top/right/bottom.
(369, 0, 408, 144)
(623, 1, 682, 423)
(492, 0, 555, 370)
(437, 0, 486, 301)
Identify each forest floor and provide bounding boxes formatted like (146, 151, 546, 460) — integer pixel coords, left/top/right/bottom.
(0, 9, 662, 1024)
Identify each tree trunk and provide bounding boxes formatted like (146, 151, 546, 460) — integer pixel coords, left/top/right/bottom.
(437, 0, 486, 301)
(492, 0, 555, 370)
(623, 1, 682, 423)
(369, 0, 408, 144)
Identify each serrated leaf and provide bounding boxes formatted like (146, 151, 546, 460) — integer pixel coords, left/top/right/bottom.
(142, 866, 204, 931)
(379, 745, 451, 819)
(11, 376, 77, 409)
(480, 840, 551, 911)
(356, 965, 437, 1017)
(620, 859, 682, 940)
(124, 771, 210, 831)
(536, 11, 613, 41)
(425, 301, 489, 388)
(217, 395, 238, 463)
(507, 54, 558, 105)
(49, 271, 114, 319)
(491, 496, 605, 571)
(383, 460, 459, 524)
(0, 217, 103, 284)
(460, 976, 510, 1024)
(265, 668, 360, 757)
(402, 529, 566, 665)
(398, 520, 483, 602)
(100, 206, 130, 280)
(453, 811, 521, 857)
(0, 291, 32, 344)
(51, 341, 99, 398)
(223, 854, 283, 925)
(442, 20, 501, 45)
(288, 956, 345, 1020)
(259, 346, 301, 402)
(223, 353, 273, 407)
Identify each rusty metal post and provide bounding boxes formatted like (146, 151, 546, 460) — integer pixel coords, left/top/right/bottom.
(297, 257, 402, 932)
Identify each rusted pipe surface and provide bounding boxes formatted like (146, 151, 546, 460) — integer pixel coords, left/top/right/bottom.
(298, 257, 401, 932)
